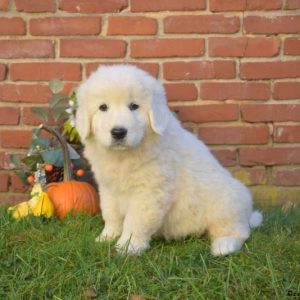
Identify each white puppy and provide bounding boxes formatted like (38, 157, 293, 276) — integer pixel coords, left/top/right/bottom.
(76, 65, 262, 256)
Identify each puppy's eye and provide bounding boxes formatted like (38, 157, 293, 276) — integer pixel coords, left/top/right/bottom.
(99, 104, 108, 112)
(128, 103, 139, 111)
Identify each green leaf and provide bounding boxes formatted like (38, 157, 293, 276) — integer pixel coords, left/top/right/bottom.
(52, 107, 69, 122)
(41, 149, 64, 167)
(32, 138, 51, 149)
(30, 107, 48, 122)
(67, 144, 80, 160)
(50, 94, 69, 109)
(22, 155, 43, 171)
(16, 171, 30, 186)
(63, 120, 80, 142)
(10, 154, 21, 169)
(69, 89, 78, 100)
(49, 79, 63, 94)
(69, 129, 80, 143)
(40, 144, 80, 167)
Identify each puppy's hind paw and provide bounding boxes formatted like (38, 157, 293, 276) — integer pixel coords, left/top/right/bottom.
(211, 237, 242, 256)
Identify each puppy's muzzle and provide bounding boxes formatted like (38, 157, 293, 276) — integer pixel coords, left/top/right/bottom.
(111, 127, 127, 140)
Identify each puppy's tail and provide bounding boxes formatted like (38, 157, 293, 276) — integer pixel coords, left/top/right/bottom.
(249, 210, 263, 228)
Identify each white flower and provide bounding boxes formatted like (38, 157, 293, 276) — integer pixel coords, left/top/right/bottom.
(69, 100, 74, 107)
(69, 116, 76, 127)
(65, 108, 72, 114)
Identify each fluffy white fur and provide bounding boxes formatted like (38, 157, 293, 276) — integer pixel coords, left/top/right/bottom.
(76, 65, 262, 256)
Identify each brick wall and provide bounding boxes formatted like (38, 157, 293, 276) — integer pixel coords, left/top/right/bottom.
(0, 0, 300, 205)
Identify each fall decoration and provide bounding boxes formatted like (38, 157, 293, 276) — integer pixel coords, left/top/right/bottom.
(44, 164, 54, 172)
(40, 124, 100, 219)
(32, 191, 54, 218)
(8, 184, 54, 219)
(10, 79, 95, 186)
(27, 175, 35, 184)
(76, 169, 85, 177)
(8, 79, 99, 221)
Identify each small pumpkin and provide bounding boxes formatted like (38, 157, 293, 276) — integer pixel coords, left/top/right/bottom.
(39, 124, 100, 219)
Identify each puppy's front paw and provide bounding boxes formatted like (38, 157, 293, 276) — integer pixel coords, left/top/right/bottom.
(115, 235, 149, 255)
(95, 226, 121, 243)
(211, 237, 242, 256)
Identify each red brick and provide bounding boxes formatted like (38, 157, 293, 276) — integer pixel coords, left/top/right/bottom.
(241, 61, 300, 79)
(244, 15, 300, 34)
(11, 63, 82, 81)
(165, 83, 197, 101)
(0, 17, 26, 35)
(0, 84, 51, 103)
(0, 40, 54, 58)
(285, 0, 300, 9)
(246, 0, 282, 10)
(164, 15, 240, 34)
(131, 0, 205, 11)
(200, 82, 270, 100)
(0, 64, 6, 80)
(0, 194, 28, 205)
(163, 61, 236, 80)
(59, 0, 128, 13)
(86, 62, 159, 78)
(0, 0, 8, 10)
(286, 0, 300, 9)
(62, 82, 79, 95)
(231, 167, 267, 185)
(0, 130, 32, 149)
(22, 107, 42, 126)
(210, 0, 282, 11)
(15, 0, 55, 12)
(0, 173, 9, 192)
(240, 147, 300, 165)
(0, 152, 5, 169)
(30, 17, 101, 36)
(210, 0, 244, 11)
(274, 125, 300, 143)
(60, 39, 126, 58)
(0, 107, 20, 125)
(272, 168, 300, 186)
(284, 37, 300, 55)
(241, 104, 300, 122)
(10, 174, 29, 192)
(273, 82, 300, 100)
(175, 104, 239, 122)
(198, 126, 269, 145)
(209, 37, 280, 57)
(131, 39, 204, 58)
(108, 16, 157, 35)
(211, 149, 237, 167)
(22, 107, 55, 126)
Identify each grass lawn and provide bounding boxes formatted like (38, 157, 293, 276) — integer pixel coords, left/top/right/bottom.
(0, 206, 299, 300)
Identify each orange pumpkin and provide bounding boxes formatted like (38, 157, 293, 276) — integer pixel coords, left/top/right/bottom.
(40, 124, 100, 219)
(47, 181, 99, 219)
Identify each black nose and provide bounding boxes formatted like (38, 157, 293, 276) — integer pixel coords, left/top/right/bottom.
(111, 127, 127, 140)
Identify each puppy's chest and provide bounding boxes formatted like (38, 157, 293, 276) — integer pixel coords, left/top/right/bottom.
(100, 159, 140, 193)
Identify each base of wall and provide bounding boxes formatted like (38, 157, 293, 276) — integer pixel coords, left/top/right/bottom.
(251, 186, 300, 207)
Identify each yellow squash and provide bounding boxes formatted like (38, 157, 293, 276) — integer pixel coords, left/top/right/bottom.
(32, 192, 54, 218)
(8, 184, 54, 219)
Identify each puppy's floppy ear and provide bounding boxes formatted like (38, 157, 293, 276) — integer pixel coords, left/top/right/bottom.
(148, 81, 170, 135)
(75, 86, 91, 141)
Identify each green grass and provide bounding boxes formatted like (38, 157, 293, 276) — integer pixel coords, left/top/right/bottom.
(1, 206, 299, 300)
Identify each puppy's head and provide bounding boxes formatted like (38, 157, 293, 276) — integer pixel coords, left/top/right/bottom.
(76, 65, 169, 150)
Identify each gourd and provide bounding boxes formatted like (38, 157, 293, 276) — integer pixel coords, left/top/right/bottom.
(40, 124, 100, 219)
